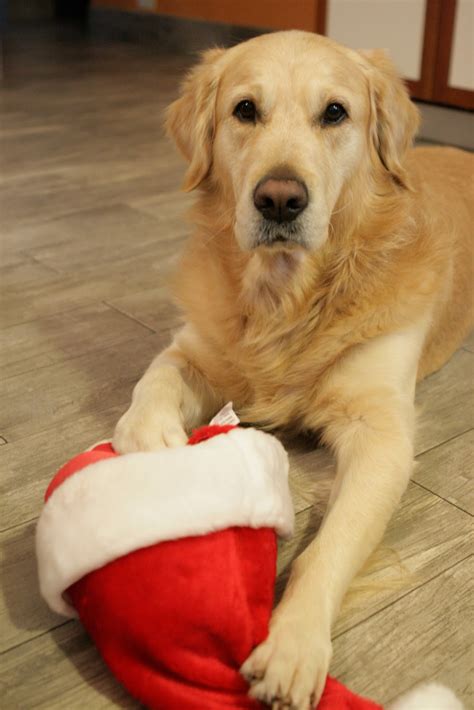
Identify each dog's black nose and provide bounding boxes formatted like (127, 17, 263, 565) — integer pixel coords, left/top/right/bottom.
(254, 177, 308, 223)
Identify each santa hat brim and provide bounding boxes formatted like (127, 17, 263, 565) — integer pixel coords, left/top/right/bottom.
(36, 428, 293, 617)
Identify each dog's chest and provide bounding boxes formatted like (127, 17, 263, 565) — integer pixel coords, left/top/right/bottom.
(228, 312, 329, 427)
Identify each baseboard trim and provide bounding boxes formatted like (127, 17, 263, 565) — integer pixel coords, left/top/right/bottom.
(415, 102, 473, 150)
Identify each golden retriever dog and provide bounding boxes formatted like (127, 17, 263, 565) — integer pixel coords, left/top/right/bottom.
(114, 31, 474, 709)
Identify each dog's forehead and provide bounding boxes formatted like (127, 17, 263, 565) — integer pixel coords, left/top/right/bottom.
(221, 33, 365, 95)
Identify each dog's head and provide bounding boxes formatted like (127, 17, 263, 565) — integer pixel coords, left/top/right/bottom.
(166, 31, 419, 253)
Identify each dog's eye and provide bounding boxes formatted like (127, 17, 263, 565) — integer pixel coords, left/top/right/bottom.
(234, 100, 257, 123)
(322, 103, 347, 125)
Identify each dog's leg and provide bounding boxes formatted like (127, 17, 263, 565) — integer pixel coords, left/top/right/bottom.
(113, 325, 221, 452)
(242, 323, 428, 710)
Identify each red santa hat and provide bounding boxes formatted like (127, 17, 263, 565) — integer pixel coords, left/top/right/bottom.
(36, 424, 294, 709)
(36, 420, 462, 710)
(37, 426, 293, 618)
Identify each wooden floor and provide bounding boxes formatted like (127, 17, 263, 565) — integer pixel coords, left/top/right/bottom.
(1, 24, 473, 710)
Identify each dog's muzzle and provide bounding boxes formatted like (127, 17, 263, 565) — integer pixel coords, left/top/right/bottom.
(252, 174, 309, 247)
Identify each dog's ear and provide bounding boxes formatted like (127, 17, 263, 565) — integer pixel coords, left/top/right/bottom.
(165, 48, 225, 191)
(359, 49, 420, 188)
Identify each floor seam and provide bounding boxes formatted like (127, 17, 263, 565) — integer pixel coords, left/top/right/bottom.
(1, 516, 39, 535)
(414, 426, 473, 459)
(23, 250, 63, 275)
(103, 300, 157, 334)
(0, 620, 73, 657)
(0, 329, 159, 384)
(410, 479, 473, 517)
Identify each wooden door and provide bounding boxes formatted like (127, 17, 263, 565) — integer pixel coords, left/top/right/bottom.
(432, 0, 474, 109)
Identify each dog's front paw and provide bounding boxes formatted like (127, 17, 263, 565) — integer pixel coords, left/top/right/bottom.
(241, 610, 332, 710)
(113, 402, 187, 453)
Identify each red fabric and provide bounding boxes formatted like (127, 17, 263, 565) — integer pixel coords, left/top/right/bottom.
(68, 527, 274, 709)
(187, 424, 238, 445)
(319, 677, 383, 709)
(46, 427, 383, 709)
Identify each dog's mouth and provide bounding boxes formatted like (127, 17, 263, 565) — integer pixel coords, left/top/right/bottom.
(255, 219, 309, 250)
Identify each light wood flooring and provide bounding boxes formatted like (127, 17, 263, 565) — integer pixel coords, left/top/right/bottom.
(1, 24, 473, 710)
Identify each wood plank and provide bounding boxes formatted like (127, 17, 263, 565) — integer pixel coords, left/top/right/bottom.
(0, 621, 138, 709)
(331, 557, 473, 707)
(106, 286, 183, 334)
(415, 348, 474, 454)
(0, 149, 183, 237)
(128, 189, 194, 226)
(0, 42, 187, 235)
(0, 333, 168, 443)
(19, 204, 185, 273)
(0, 303, 152, 380)
(0, 405, 125, 532)
(0, 520, 66, 654)
(0, 250, 177, 329)
(0, 254, 58, 290)
(412, 428, 474, 514)
(276, 481, 473, 636)
(1, 203, 138, 256)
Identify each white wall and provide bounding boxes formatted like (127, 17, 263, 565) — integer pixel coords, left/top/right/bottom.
(327, 0, 426, 81)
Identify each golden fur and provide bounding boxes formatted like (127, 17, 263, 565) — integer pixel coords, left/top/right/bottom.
(170, 143, 473, 429)
(114, 31, 473, 709)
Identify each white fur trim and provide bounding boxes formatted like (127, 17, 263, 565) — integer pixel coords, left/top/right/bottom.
(388, 683, 463, 710)
(37, 429, 292, 617)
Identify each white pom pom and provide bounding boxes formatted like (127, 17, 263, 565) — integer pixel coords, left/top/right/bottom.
(388, 682, 463, 710)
